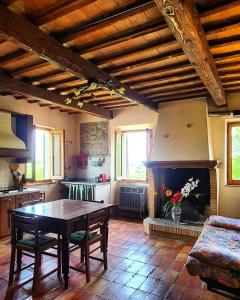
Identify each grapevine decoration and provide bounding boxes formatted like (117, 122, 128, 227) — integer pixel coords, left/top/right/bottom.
(64, 78, 126, 109)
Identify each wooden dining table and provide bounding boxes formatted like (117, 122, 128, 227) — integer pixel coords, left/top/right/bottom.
(11, 199, 113, 289)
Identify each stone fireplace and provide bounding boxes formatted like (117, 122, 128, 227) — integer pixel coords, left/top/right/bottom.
(144, 160, 220, 240)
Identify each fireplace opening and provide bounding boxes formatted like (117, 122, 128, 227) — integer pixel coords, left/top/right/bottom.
(156, 168, 210, 223)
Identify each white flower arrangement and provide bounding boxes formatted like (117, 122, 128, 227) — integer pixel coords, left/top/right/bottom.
(181, 177, 200, 198)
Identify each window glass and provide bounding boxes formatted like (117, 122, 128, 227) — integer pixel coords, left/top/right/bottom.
(231, 125, 240, 180)
(25, 127, 64, 181)
(35, 128, 51, 180)
(126, 131, 147, 180)
(115, 132, 122, 179)
(115, 130, 147, 181)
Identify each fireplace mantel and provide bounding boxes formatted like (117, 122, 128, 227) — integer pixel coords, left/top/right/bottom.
(144, 160, 219, 169)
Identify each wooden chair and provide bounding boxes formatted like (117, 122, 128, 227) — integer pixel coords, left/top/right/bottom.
(8, 213, 62, 293)
(69, 208, 109, 282)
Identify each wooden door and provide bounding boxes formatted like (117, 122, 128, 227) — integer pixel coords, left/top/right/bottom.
(0, 195, 15, 237)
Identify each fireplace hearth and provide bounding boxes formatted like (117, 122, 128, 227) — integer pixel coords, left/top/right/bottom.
(144, 160, 220, 239)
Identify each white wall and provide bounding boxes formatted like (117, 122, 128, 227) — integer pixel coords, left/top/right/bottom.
(76, 106, 158, 203)
(0, 96, 79, 201)
(208, 93, 240, 218)
(151, 98, 210, 161)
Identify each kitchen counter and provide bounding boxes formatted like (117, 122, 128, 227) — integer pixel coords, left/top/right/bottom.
(0, 188, 40, 198)
(61, 181, 111, 187)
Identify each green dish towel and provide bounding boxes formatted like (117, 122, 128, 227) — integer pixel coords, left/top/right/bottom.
(68, 184, 94, 201)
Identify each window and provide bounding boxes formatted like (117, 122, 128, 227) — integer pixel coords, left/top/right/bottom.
(227, 122, 240, 185)
(115, 129, 152, 181)
(26, 127, 64, 181)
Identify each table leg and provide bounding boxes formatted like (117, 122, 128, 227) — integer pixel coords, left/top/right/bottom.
(62, 234, 69, 289)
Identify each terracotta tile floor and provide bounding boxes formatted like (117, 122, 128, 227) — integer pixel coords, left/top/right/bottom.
(0, 218, 229, 300)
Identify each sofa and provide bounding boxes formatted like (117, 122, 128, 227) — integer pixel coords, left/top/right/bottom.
(186, 215, 240, 297)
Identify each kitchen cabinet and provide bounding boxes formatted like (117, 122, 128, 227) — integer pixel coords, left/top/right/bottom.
(0, 196, 15, 237)
(94, 184, 110, 203)
(0, 190, 41, 237)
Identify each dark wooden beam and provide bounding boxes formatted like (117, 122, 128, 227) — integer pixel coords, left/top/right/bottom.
(152, 91, 209, 102)
(147, 86, 206, 99)
(140, 80, 203, 95)
(199, 0, 240, 18)
(32, 0, 95, 26)
(108, 50, 185, 76)
(0, 73, 112, 119)
(154, 0, 226, 107)
(103, 103, 137, 109)
(119, 63, 193, 83)
(56, 0, 156, 43)
(132, 73, 198, 89)
(0, 5, 156, 111)
(95, 39, 178, 66)
(77, 20, 167, 55)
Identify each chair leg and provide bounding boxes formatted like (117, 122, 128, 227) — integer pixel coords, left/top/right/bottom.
(32, 252, 41, 294)
(103, 239, 108, 271)
(16, 249, 22, 273)
(80, 246, 85, 263)
(85, 243, 90, 283)
(57, 239, 62, 280)
(8, 246, 16, 286)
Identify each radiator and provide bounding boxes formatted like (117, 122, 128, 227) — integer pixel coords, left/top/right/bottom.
(119, 185, 147, 213)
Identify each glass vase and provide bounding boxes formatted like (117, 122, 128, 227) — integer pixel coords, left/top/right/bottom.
(171, 205, 181, 223)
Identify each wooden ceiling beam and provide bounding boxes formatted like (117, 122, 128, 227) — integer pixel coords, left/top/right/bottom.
(0, 73, 112, 119)
(147, 86, 206, 99)
(102, 103, 137, 109)
(132, 73, 198, 89)
(199, 0, 240, 19)
(108, 50, 185, 76)
(98, 100, 130, 107)
(204, 14, 240, 36)
(95, 39, 178, 66)
(154, 0, 226, 107)
(119, 63, 193, 83)
(0, 5, 156, 111)
(77, 20, 167, 55)
(56, 0, 156, 43)
(140, 80, 203, 95)
(209, 35, 240, 50)
(153, 91, 209, 102)
(32, 0, 96, 27)
(12, 62, 49, 77)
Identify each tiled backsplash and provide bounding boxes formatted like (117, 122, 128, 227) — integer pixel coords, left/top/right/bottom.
(0, 158, 14, 187)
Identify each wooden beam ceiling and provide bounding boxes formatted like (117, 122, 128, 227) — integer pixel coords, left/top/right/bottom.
(0, 4, 157, 111)
(55, 0, 156, 43)
(154, 0, 226, 107)
(0, 73, 112, 119)
(31, 0, 96, 26)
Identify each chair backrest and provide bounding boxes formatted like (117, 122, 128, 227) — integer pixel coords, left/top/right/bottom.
(19, 198, 43, 208)
(11, 213, 40, 245)
(87, 208, 109, 233)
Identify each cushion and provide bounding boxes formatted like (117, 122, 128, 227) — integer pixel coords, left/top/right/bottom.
(189, 224, 240, 272)
(208, 215, 240, 232)
(186, 256, 240, 289)
(16, 235, 56, 249)
(69, 230, 97, 244)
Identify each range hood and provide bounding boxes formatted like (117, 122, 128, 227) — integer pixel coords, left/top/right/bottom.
(0, 112, 26, 149)
(150, 98, 210, 161)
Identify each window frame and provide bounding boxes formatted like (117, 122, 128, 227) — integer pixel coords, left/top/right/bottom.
(115, 129, 152, 182)
(26, 126, 65, 182)
(227, 121, 240, 185)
